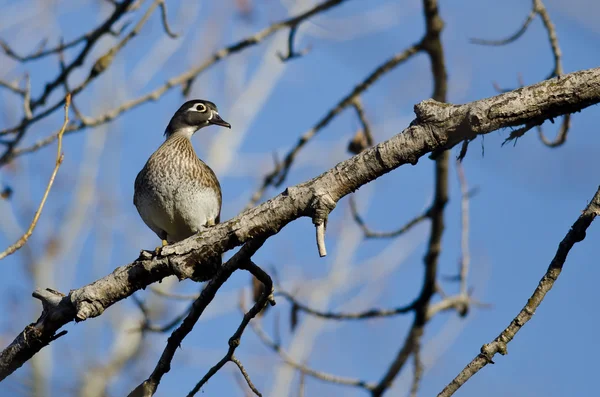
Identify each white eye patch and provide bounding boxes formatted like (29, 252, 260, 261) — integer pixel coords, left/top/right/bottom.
(187, 103, 207, 113)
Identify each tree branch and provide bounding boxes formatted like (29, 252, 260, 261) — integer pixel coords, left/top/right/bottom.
(437, 184, 600, 397)
(187, 261, 274, 397)
(1, 66, 599, 381)
(128, 239, 268, 396)
(1, 0, 354, 165)
(372, 0, 449, 393)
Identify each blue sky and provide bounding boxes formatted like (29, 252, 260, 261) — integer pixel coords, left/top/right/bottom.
(0, 0, 599, 396)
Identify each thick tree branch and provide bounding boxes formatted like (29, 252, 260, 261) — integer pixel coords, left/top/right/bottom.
(437, 185, 600, 397)
(1, 66, 599, 381)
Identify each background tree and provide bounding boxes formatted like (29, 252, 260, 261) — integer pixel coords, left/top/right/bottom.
(0, 0, 599, 396)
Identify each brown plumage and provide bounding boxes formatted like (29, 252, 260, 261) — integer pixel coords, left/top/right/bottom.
(133, 99, 230, 246)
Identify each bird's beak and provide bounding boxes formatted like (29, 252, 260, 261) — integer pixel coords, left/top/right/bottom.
(209, 113, 231, 129)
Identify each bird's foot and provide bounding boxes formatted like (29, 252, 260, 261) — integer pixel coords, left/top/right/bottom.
(154, 239, 168, 255)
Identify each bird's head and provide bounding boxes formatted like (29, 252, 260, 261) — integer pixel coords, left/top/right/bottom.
(165, 99, 231, 138)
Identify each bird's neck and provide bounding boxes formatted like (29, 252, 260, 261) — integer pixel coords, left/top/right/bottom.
(164, 125, 198, 140)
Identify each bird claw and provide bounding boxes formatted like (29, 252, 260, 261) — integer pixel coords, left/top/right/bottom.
(153, 240, 168, 255)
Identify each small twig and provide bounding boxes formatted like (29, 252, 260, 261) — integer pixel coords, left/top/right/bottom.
(472, 0, 569, 147)
(470, 10, 536, 46)
(183, 0, 352, 95)
(351, 98, 374, 146)
(231, 355, 262, 397)
(409, 341, 423, 397)
(0, 77, 26, 96)
(502, 122, 539, 146)
(128, 239, 266, 396)
(534, 0, 562, 78)
(348, 98, 374, 154)
(310, 192, 336, 258)
(2, 0, 353, 162)
(349, 195, 429, 239)
(88, 0, 163, 80)
(23, 74, 33, 120)
(315, 222, 327, 257)
(538, 113, 570, 147)
(277, 291, 416, 320)
(138, 302, 192, 333)
(158, 0, 179, 38)
(278, 25, 311, 61)
(248, 301, 377, 391)
(298, 369, 306, 397)
(0, 35, 86, 63)
(437, 185, 600, 397)
(248, 43, 421, 208)
(188, 260, 274, 396)
(0, 94, 70, 261)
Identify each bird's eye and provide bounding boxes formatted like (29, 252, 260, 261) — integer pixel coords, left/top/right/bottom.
(195, 103, 207, 113)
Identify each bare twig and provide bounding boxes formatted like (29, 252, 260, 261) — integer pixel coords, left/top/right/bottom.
(32, 0, 136, 109)
(349, 195, 429, 239)
(249, 43, 421, 207)
(249, 302, 377, 391)
(0, 27, 100, 63)
(277, 25, 310, 61)
(0, 0, 136, 166)
(298, 370, 306, 397)
(372, 1, 449, 394)
(0, 77, 26, 96)
(128, 239, 267, 396)
(351, 98, 374, 146)
(437, 185, 600, 397)
(0, 94, 71, 261)
(231, 355, 262, 397)
(470, 11, 536, 46)
(22, 74, 32, 120)
(278, 291, 415, 320)
(409, 340, 423, 397)
(183, 0, 351, 94)
(3, 0, 354, 163)
(158, 0, 179, 38)
(187, 260, 274, 396)
(538, 113, 570, 147)
(315, 223, 327, 257)
(502, 122, 539, 145)
(87, 0, 163, 81)
(472, 0, 569, 147)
